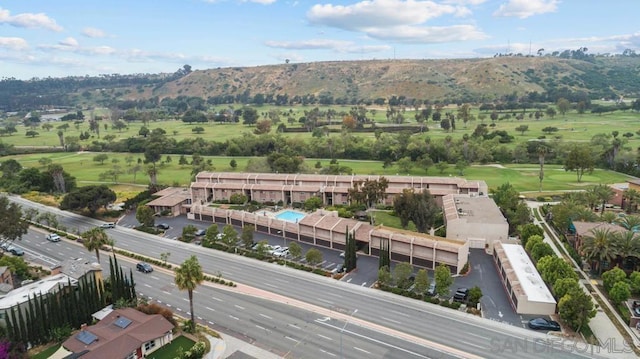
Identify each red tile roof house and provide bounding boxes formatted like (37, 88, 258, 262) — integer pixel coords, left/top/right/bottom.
(62, 307, 174, 359)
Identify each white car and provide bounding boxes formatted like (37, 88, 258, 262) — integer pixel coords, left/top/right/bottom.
(273, 248, 290, 257)
(267, 245, 282, 254)
(99, 222, 116, 229)
(46, 233, 61, 242)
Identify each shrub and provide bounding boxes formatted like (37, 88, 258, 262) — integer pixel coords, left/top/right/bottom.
(460, 262, 470, 275)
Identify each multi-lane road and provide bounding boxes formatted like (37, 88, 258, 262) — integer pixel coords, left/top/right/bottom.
(7, 195, 622, 358)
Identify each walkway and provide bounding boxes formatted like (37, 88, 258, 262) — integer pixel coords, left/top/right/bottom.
(527, 201, 639, 358)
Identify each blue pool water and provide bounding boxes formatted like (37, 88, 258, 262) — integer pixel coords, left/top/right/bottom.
(276, 210, 306, 223)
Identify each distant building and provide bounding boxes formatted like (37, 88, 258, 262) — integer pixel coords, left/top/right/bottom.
(61, 307, 174, 359)
(190, 172, 488, 207)
(493, 242, 557, 315)
(145, 187, 192, 217)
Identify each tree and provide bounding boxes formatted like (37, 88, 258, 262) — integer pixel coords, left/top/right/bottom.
(537, 256, 577, 286)
(434, 263, 453, 296)
(557, 98, 570, 116)
(254, 119, 272, 135)
(454, 160, 468, 176)
(467, 286, 483, 307)
(80, 227, 110, 263)
(59, 185, 116, 216)
(220, 224, 238, 248)
(396, 157, 413, 174)
(242, 107, 258, 126)
(602, 266, 627, 292)
(305, 248, 323, 266)
(160, 252, 171, 266)
(230, 159, 238, 170)
(377, 265, 391, 286)
(435, 162, 449, 174)
(623, 189, 640, 214)
(0, 196, 29, 243)
(241, 225, 254, 249)
(531, 242, 555, 262)
(524, 235, 544, 253)
(136, 205, 155, 228)
(288, 242, 302, 259)
(344, 227, 357, 272)
(582, 228, 618, 275)
(25, 130, 39, 138)
(393, 262, 413, 289)
(564, 144, 594, 182)
(553, 277, 580, 299)
(393, 189, 439, 233)
(414, 269, 429, 293)
(518, 224, 544, 248)
(191, 126, 205, 134)
(93, 153, 109, 165)
(515, 125, 529, 135)
(379, 238, 391, 269)
(537, 145, 547, 192)
(175, 255, 204, 332)
(304, 197, 323, 211)
(558, 287, 596, 333)
(181, 225, 197, 242)
(609, 281, 631, 304)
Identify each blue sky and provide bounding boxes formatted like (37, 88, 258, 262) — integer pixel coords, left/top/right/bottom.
(1, 0, 639, 79)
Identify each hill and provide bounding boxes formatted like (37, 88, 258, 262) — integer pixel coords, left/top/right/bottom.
(2, 56, 640, 111)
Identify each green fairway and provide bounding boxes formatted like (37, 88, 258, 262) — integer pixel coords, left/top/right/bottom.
(3, 152, 632, 193)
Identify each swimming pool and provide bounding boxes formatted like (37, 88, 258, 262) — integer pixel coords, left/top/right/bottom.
(276, 210, 306, 223)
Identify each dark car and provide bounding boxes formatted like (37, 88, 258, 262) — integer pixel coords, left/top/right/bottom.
(453, 288, 469, 302)
(156, 223, 170, 230)
(528, 318, 561, 331)
(195, 229, 206, 237)
(136, 262, 153, 273)
(633, 307, 640, 317)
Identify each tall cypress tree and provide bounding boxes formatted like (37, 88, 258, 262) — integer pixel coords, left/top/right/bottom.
(379, 238, 390, 269)
(16, 306, 27, 345)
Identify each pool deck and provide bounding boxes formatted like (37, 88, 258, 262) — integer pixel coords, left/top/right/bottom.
(257, 208, 306, 222)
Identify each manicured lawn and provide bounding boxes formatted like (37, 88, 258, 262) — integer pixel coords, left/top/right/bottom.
(372, 210, 417, 232)
(147, 336, 195, 359)
(30, 343, 60, 359)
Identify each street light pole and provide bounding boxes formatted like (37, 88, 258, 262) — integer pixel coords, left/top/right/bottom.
(340, 309, 358, 359)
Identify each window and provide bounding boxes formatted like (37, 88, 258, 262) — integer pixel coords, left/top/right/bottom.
(144, 340, 156, 351)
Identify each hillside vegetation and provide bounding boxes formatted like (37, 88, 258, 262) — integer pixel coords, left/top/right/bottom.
(2, 56, 640, 111)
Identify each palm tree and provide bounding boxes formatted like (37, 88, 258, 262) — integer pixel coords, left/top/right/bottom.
(175, 255, 204, 332)
(593, 184, 614, 215)
(601, 211, 617, 224)
(581, 228, 618, 275)
(81, 227, 110, 263)
(612, 230, 640, 270)
(537, 145, 547, 192)
(616, 215, 640, 231)
(623, 189, 640, 214)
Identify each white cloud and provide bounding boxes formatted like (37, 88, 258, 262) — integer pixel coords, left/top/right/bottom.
(82, 27, 107, 38)
(0, 37, 28, 50)
(59, 37, 79, 48)
(265, 38, 391, 53)
(493, 0, 558, 19)
(308, 0, 462, 30)
(367, 24, 487, 43)
(204, 0, 276, 3)
(443, 0, 486, 4)
(0, 7, 63, 31)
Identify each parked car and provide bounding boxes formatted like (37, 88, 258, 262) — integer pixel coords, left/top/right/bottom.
(46, 233, 61, 242)
(267, 245, 282, 255)
(136, 262, 153, 273)
(339, 251, 345, 258)
(453, 288, 469, 302)
(99, 222, 116, 229)
(528, 318, 561, 331)
(8, 246, 24, 256)
(633, 306, 640, 317)
(195, 229, 206, 237)
(332, 264, 345, 274)
(426, 281, 437, 296)
(273, 248, 290, 257)
(156, 223, 170, 230)
(0, 242, 10, 251)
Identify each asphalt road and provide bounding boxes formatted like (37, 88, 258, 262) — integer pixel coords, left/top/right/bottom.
(7, 195, 617, 359)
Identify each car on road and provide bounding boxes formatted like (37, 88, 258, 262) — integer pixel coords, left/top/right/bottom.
(8, 246, 24, 256)
(195, 229, 206, 237)
(136, 262, 153, 273)
(46, 233, 61, 242)
(99, 222, 116, 229)
(453, 288, 469, 302)
(156, 223, 170, 230)
(528, 318, 561, 331)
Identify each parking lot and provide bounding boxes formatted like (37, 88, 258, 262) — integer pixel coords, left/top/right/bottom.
(118, 213, 532, 327)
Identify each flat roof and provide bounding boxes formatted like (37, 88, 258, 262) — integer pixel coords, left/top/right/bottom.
(0, 273, 76, 309)
(500, 243, 556, 304)
(443, 194, 506, 224)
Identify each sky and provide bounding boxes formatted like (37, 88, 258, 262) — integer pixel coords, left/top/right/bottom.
(1, 0, 639, 80)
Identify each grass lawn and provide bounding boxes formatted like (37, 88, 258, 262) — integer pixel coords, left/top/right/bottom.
(30, 343, 60, 359)
(371, 210, 417, 231)
(147, 336, 195, 359)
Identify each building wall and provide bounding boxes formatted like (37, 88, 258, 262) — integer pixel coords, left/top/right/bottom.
(141, 332, 173, 357)
(446, 218, 508, 252)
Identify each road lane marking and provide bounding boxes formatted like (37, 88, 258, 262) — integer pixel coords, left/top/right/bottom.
(163, 291, 171, 295)
(183, 298, 189, 302)
(285, 336, 299, 343)
(264, 283, 279, 288)
(150, 276, 159, 280)
(205, 307, 216, 311)
(259, 313, 272, 320)
(391, 310, 410, 318)
(176, 308, 182, 312)
(466, 333, 489, 340)
(361, 282, 367, 286)
(317, 298, 333, 304)
(229, 315, 239, 320)
(317, 334, 333, 341)
(380, 316, 401, 325)
(354, 347, 371, 354)
(144, 284, 151, 288)
(211, 296, 223, 302)
(234, 304, 245, 310)
(320, 349, 336, 357)
(288, 324, 301, 330)
(459, 341, 485, 350)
